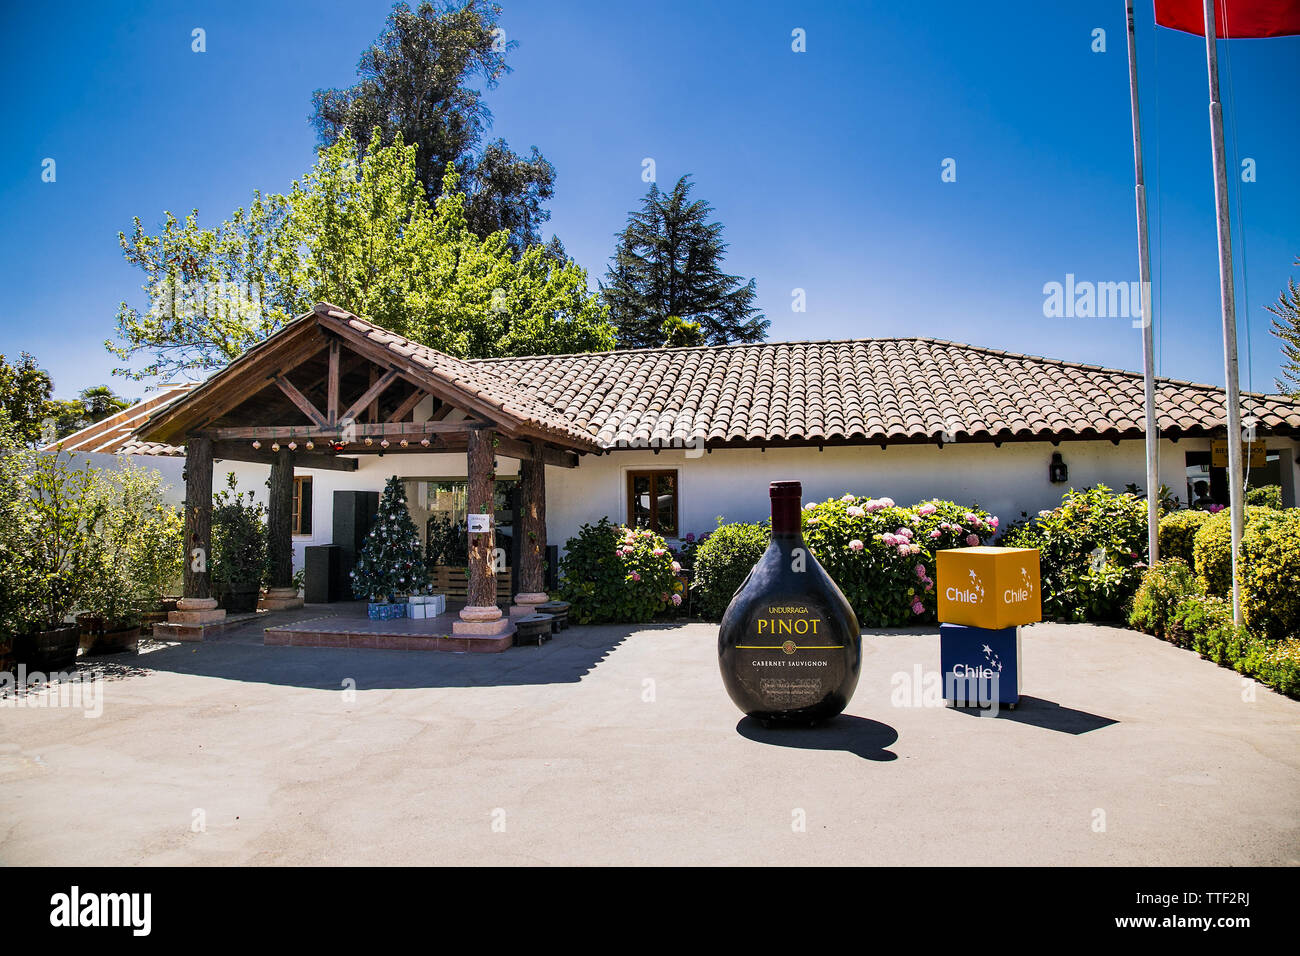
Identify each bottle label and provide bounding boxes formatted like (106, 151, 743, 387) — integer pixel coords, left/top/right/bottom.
(734, 604, 842, 710)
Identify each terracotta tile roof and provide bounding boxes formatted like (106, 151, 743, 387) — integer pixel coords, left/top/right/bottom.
(476, 338, 1300, 448)
(48, 386, 195, 456)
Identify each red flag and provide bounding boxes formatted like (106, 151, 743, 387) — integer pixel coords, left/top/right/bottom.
(1155, 0, 1300, 37)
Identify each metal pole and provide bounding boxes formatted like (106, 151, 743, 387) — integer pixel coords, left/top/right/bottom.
(1125, 0, 1161, 566)
(1202, 0, 1246, 623)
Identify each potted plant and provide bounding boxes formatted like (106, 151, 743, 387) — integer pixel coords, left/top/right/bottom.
(79, 464, 183, 654)
(5, 451, 106, 671)
(210, 473, 268, 614)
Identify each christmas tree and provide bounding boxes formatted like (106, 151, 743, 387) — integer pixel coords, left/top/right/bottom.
(350, 476, 430, 601)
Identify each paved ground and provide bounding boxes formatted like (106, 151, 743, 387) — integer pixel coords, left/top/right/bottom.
(2, 610, 1297, 865)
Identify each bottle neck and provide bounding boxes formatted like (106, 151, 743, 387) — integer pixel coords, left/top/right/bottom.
(770, 495, 802, 538)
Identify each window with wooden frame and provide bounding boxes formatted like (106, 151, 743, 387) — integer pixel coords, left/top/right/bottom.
(292, 476, 313, 536)
(627, 470, 678, 537)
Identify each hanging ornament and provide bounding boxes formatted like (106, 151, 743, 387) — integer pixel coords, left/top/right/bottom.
(252, 440, 261, 450)
(380, 439, 390, 449)
(288, 441, 297, 451)
(400, 439, 409, 448)
(420, 438, 430, 447)
(305, 440, 314, 450)
(364, 437, 373, 446)
(271, 442, 281, 452)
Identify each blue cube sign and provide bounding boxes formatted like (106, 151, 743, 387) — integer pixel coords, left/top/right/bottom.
(940, 623, 1021, 707)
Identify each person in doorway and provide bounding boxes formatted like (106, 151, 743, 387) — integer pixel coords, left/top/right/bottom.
(1192, 480, 1215, 510)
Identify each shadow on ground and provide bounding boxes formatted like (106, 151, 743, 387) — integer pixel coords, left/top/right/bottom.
(735, 714, 899, 761)
(949, 695, 1118, 734)
(76, 608, 650, 691)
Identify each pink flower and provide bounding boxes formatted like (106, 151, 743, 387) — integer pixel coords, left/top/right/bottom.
(807, 516, 820, 525)
(863, 499, 885, 513)
(882, 532, 897, 546)
(911, 601, 924, 615)
(847, 505, 865, 518)
(929, 529, 942, 539)
(989, 516, 999, 528)
(630, 572, 641, 582)
(671, 561, 682, 573)
(966, 534, 979, 546)
(897, 527, 913, 539)
(841, 493, 855, 503)
(897, 544, 911, 556)
(917, 503, 937, 516)
(671, 593, 682, 606)
(849, 539, 864, 551)
(910, 544, 921, 554)
(652, 547, 667, 556)
(915, 564, 926, 578)
(964, 513, 978, 524)
(804, 502, 817, 511)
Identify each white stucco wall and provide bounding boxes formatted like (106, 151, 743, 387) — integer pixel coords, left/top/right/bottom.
(78, 435, 1298, 572)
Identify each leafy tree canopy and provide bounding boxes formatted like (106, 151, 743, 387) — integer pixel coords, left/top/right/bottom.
(0, 352, 54, 448)
(108, 132, 615, 382)
(603, 175, 769, 350)
(48, 385, 136, 439)
(1269, 255, 1300, 395)
(312, 0, 556, 251)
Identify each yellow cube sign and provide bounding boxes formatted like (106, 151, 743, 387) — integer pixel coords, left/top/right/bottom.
(936, 546, 1042, 629)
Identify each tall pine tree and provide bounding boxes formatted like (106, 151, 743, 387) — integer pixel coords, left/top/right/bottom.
(603, 176, 769, 349)
(350, 476, 430, 601)
(1268, 256, 1300, 395)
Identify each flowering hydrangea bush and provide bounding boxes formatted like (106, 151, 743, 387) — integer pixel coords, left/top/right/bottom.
(558, 518, 681, 624)
(800, 495, 998, 626)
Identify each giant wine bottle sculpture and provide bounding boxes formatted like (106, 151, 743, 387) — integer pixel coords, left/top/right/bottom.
(718, 481, 861, 725)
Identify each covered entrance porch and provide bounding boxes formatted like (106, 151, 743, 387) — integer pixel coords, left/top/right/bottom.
(135, 303, 599, 648)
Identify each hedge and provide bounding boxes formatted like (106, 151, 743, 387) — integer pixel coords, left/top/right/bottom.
(691, 520, 769, 620)
(1191, 505, 1274, 596)
(557, 519, 681, 624)
(1157, 509, 1209, 566)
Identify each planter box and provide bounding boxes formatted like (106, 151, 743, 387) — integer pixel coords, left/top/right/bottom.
(429, 565, 511, 603)
(218, 583, 262, 614)
(84, 626, 141, 657)
(940, 623, 1021, 707)
(936, 546, 1041, 629)
(12, 625, 80, 672)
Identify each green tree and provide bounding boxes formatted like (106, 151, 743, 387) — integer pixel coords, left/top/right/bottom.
(0, 352, 54, 447)
(603, 175, 769, 349)
(109, 133, 614, 381)
(312, 0, 555, 250)
(1268, 255, 1300, 395)
(48, 385, 135, 438)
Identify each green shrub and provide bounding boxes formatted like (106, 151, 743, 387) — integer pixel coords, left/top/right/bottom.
(1245, 484, 1283, 509)
(210, 472, 268, 589)
(1191, 505, 1273, 596)
(1243, 638, 1300, 697)
(998, 484, 1148, 622)
(692, 520, 769, 620)
(800, 495, 997, 626)
(558, 518, 680, 624)
(1158, 509, 1209, 565)
(1239, 508, 1300, 643)
(1127, 559, 1203, 639)
(1171, 594, 1250, 664)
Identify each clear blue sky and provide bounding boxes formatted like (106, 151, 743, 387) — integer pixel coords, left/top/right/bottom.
(2, 0, 1297, 402)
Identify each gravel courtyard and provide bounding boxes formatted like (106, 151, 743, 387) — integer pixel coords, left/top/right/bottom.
(2, 611, 1297, 866)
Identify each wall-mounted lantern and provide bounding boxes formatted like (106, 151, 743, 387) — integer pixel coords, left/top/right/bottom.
(1049, 452, 1069, 484)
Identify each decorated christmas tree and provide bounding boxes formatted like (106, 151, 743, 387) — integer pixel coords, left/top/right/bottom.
(350, 476, 430, 602)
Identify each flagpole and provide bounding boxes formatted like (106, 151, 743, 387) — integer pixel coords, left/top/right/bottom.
(1125, 0, 1161, 567)
(1201, 0, 1246, 624)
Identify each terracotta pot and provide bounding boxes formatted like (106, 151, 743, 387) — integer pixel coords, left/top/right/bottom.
(84, 625, 140, 657)
(13, 624, 80, 671)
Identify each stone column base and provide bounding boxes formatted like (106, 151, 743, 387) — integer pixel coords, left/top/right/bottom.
(509, 592, 550, 617)
(459, 604, 503, 623)
(451, 616, 516, 639)
(261, 587, 304, 611)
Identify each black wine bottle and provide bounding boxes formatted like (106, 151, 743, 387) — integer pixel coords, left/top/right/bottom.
(718, 480, 862, 725)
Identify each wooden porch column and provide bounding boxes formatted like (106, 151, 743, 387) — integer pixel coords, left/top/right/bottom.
(181, 435, 214, 604)
(458, 427, 505, 627)
(166, 434, 226, 630)
(262, 447, 304, 610)
(512, 441, 549, 613)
